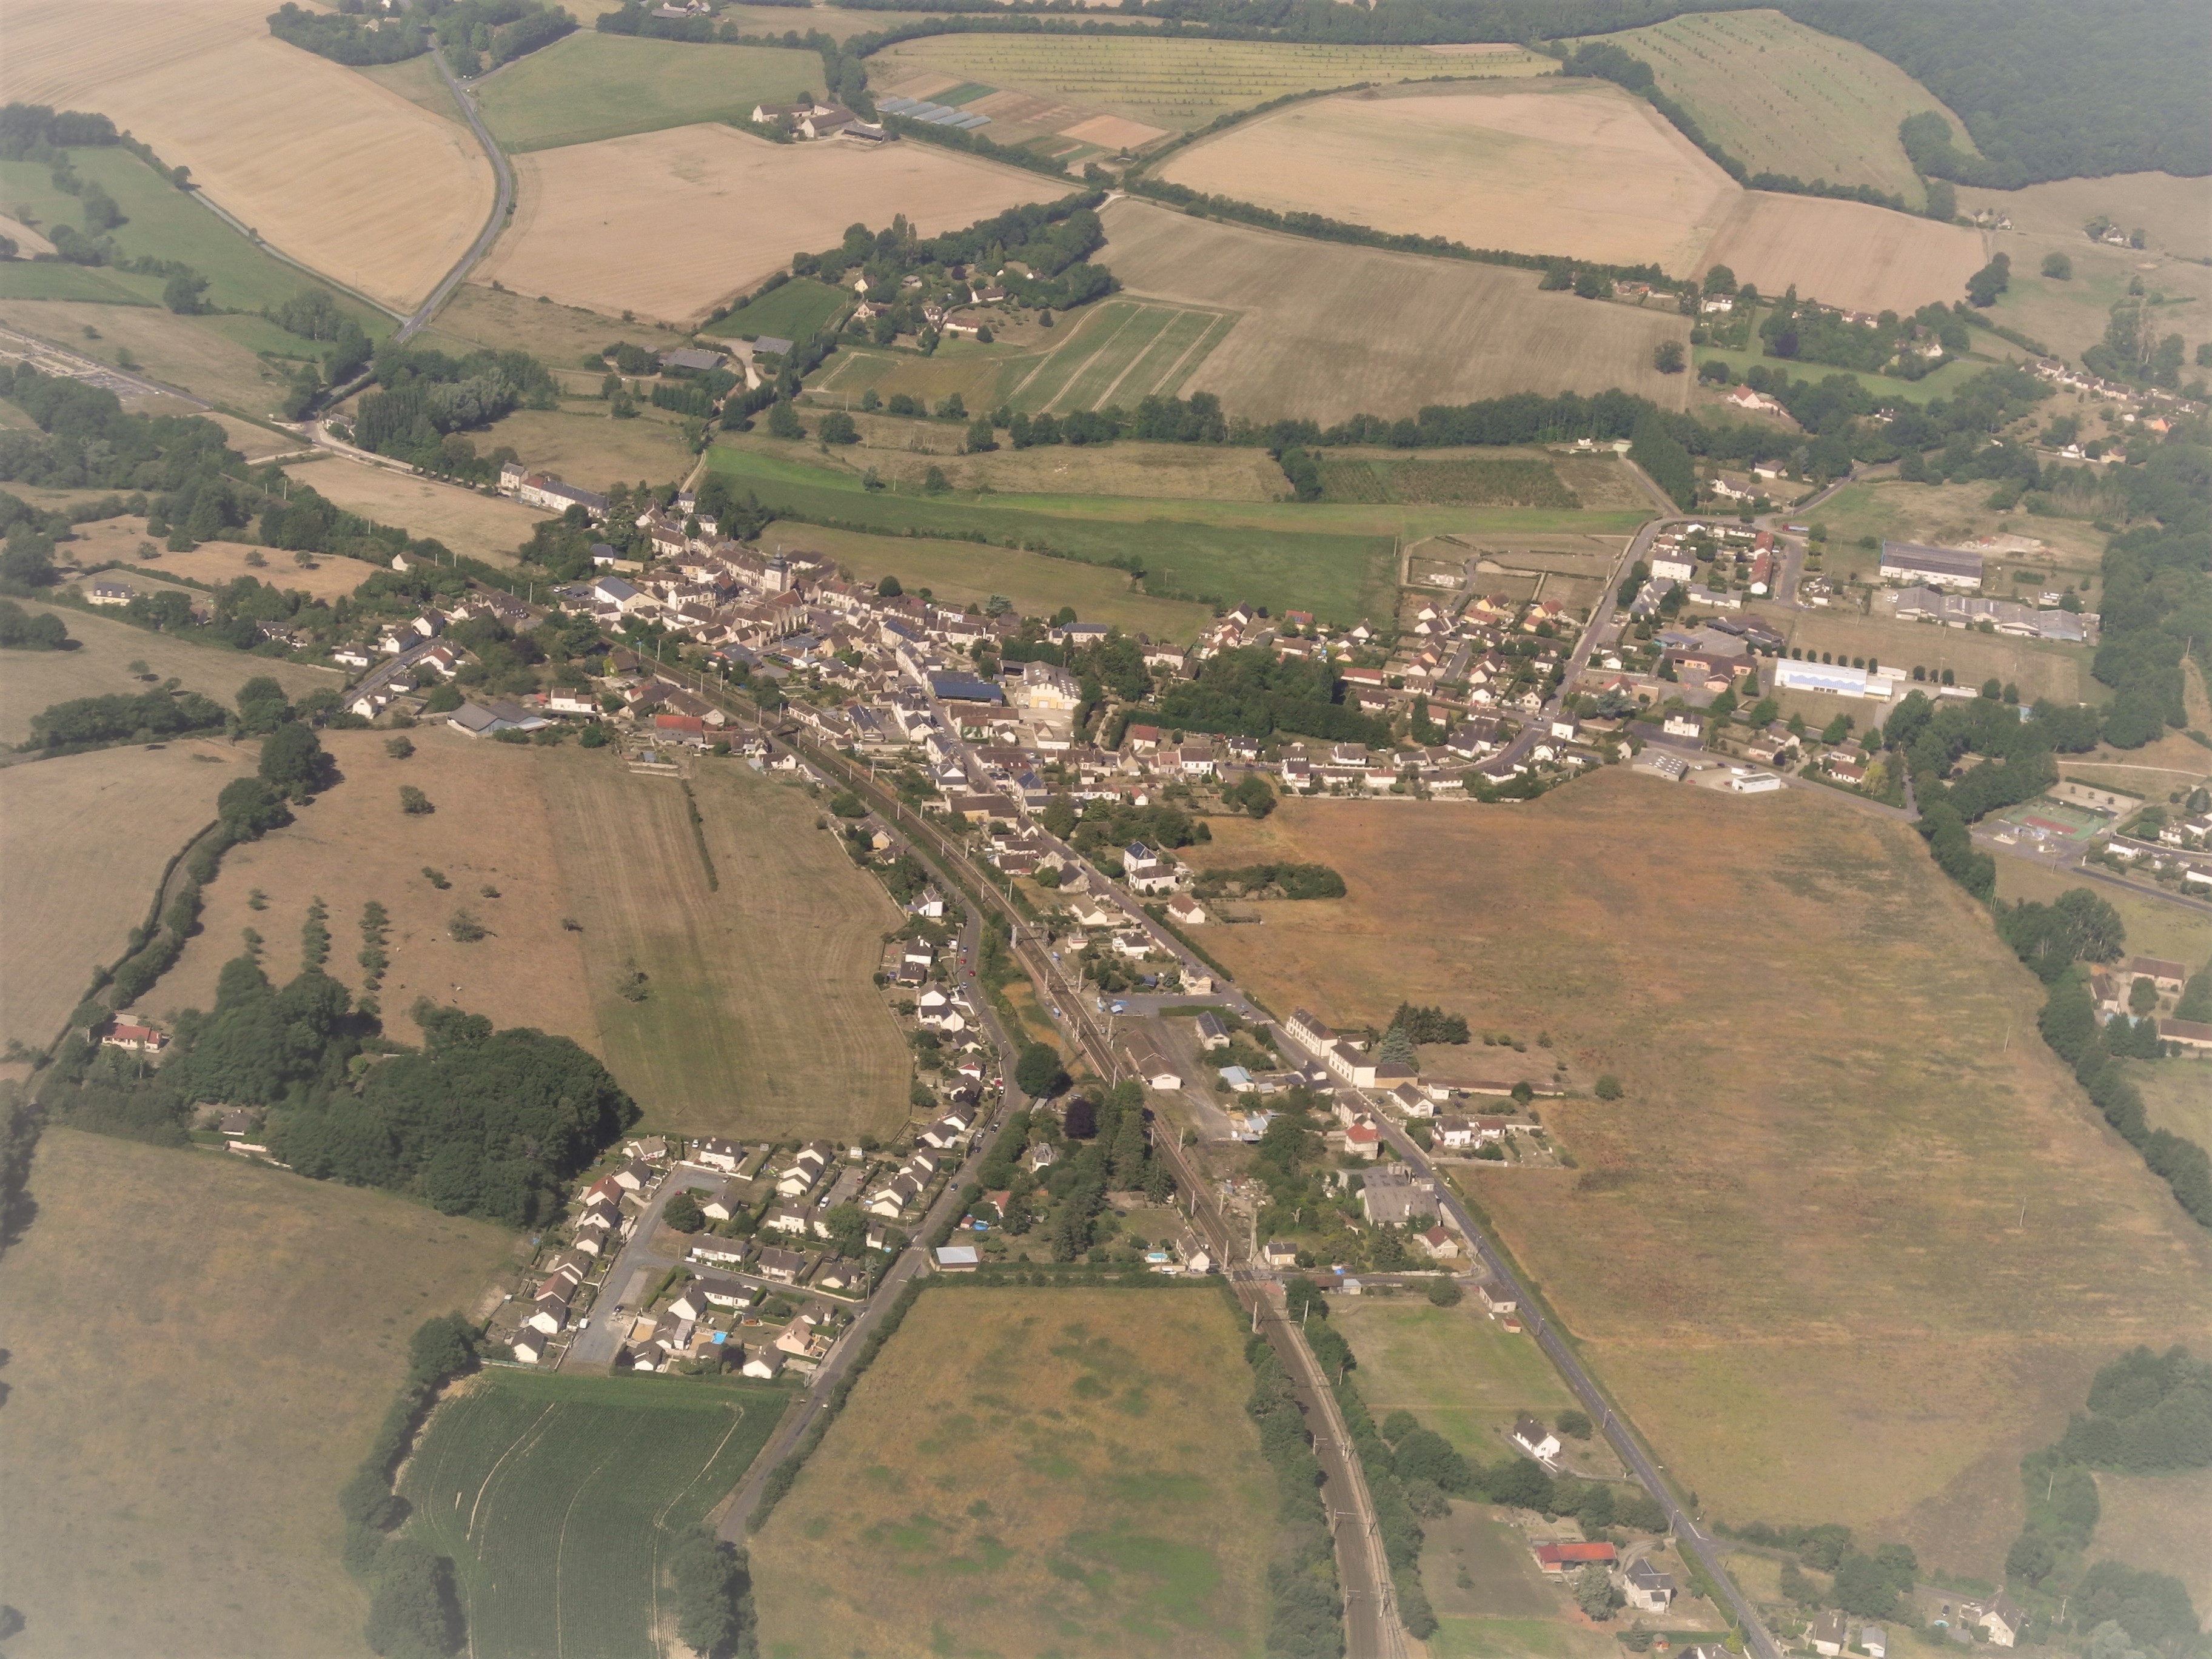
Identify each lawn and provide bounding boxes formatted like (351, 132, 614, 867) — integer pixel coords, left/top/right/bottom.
(750, 1285, 1277, 1659)
(477, 32, 825, 152)
(1168, 773, 2212, 1579)
(398, 1368, 790, 1659)
(0, 1127, 514, 1659)
(705, 275, 853, 344)
(1330, 1299, 1584, 1464)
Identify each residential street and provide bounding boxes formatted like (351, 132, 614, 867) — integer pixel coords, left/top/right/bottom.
(557, 1164, 728, 1371)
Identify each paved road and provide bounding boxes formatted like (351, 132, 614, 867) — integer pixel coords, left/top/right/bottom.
(394, 47, 515, 344)
(558, 1165, 728, 1370)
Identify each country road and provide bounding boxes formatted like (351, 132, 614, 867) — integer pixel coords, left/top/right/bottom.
(395, 47, 515, 343)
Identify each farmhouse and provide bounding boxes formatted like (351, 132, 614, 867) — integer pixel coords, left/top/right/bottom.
(1511, 1413, 1563, 1463)
(99, 1021, 168, 1053)
(500, 464, 609, 520)
(1623, 1558, 1675, 1610)
(1811, 1611, 1851, 1655)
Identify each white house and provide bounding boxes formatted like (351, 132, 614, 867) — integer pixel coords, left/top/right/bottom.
(1623, 1559, 1674, 1612)
(1509, 1413, 1561, 1462)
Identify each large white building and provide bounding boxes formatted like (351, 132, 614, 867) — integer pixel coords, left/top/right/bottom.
(1879, 540, 1983, 589)
(1774, 660, 1892, 700)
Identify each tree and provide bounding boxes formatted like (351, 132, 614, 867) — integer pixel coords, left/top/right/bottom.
(400, 786, 434, 816)
(362, 1538, 461, 1658)
(1427, 1278, 1462, 1306)
(163, 272, 210, 315)
(667, 1529, 750, 1657)
(1653, 339, 1685, 374)
(664, 1191, 706, 1232)
(259, 721, 327, 800)
(1556, 1409, 1593, 1440)
(766, 398, 803, 439)
(818, 411, 858, 444)
(1832, 1553, 1900, 1619)
(1965, 253, 2011, 307)
(1572, 1563, 1615, 1620)
(876, 574, 902, 598)
(235, 675, 292, 736)
(2042, 252, 2073, 280)
(1014, 1042, 1065, 1099)
(965, 417, 996, 452)
(1062, 1094, 1096, 1138)
(1573, 269, 1609, 300)
(385, 736, 415, 760)
(822, 1201, 866, 1255)
(2130, 976, 2160, 1016)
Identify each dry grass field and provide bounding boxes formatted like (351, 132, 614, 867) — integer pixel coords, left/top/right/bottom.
(1589, 9, 1968, 208)
(1959, 173, 2212, 265)
(1698, 190, 1992, 317)
(2088, 1467, 2212, 1618)
(769, 412, 1288, 498)
(1766, 608, 2090, 704)
(1332, 1299, 1587, 1465)
(1099, 199, 1691, 423)
(477, 33, 826, 153)
(0, 1127, 512, 1659)
(539, 748, 913, 1142)
(1966, 232, 2212, 368)
(474, 124, 1056, 324)
(471, 406, 697, 497)
(1159, 82, 1733, 273)
(751, 1287, 1277, 1659)
(0, 0, 492, 313)
(0, 739, 253, 1050)
(0, 299, 301, 415)
(281, 456, 542, 565)
(62, 518, 375, 603)
(1805, 480, 2111, 578)
(0, 601, 335, 745)
(1178, 775, 2212, 1577)
(1993, 860, 2212, 973)
(140, 727, 600, 1047)
(426, 283, 692, 361)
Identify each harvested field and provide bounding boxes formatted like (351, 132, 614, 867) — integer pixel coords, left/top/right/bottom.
(1589, 9, 1968, 208)
(476, 33, 825, 153)
(1698, 189, 1988, 317)
(426, 283, 692, 361)
(281, 456, 543, 565)
(538, 747, 914, 1142)
(751, 1287, 1277, 1658)
(1331, 1299, 1584, 1464)
(140, 727, 600, 1050)
(1159, 82, 1732, 273)
(0, 1127, 512, 1659)
(474, 124, 1056, 324)
(0, 599, 334, 745)
(1174, 774, 2212, 1578)
(399, 1370, 789, 1659)
(0, 0, 493, 312)
(0, 739, 253, 1050)
(471, 405, 695, 497)
(1099, 199, 1691, 423)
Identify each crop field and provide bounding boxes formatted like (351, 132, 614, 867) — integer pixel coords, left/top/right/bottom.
(356, 52, 465, 122)
(1166, 774, 2212, 1578)
(706, 275, 853, 344)
(761, 521, 1212, 642)
(1321, 456, 1583, 508)
(751, 1286, 1277, 1658)
(0, 739, 253, 1050)
(1098, 199, 1691, 422)
(1957, 172, 2212, 265)
(1160, 82, 1730, 274)
(1587, 9, 1971, 207)
(0, 0, 493, 312)
(473, 404, 697, 496)
(806, 297, 1236, 417)
(537, 746, 914, 1142)
(0, 1127, 512, 1659)
(281, 455, 545, 565)
(476, 33, 826, 153)
(426, 283, 693, 361)
(475, 123, 1057, 324)
(1331, 1299, 1584, 1463)
(1697, 189, 1988, 317)
(1769, 609, 2090, 704)
(398, 1369, 789, 1659)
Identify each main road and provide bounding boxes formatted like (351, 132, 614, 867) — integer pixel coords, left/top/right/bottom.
(395, 47, 515, 343)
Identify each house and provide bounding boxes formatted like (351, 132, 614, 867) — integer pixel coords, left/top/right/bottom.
(1860, 1629, 1888, 1658)
(1811, 1611, 1851, 1655)
(1022, 1142, 1057, 1174)
(1193, 1011, 1229, 1050)
(1417, 1225, 1460, 1261)
(1510, 1413, 1562, 1463)
(1343, 1118, 1382, 1159)
(449, 699, 552, 739)
(688, 1237, 750, 1267)
(1176, 1228, 1213, 1273)
(511, 1329, 549, 1364)
(740, 1344, 786, 1380)
(2128, 956, 2188, 994)
(611, 1159, 655, 1192)
(1359, 1164, 1436, 1225)
(1435, 1114, 1478, 1150)
(1262, 1239, 1300, 1269)
(2160, 1017, 2212, 1053)
(1623, 1558, 1674, 1611)
(694, 1136, 744, 1172)
(520, 1302, 565, 1337)
(756, 1245, 806, 1283)
(1167, 894, 1207, 927)
(1478, 1279, 1518, 1315)
(763, 1205, 813, 1236)
(1532, 1541, 1615, 1576)
(99, 1021, 167, 1053)
(934, 1244, 980, 1272)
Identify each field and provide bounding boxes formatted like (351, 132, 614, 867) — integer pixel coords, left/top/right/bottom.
(759, 520, 1214, 642)
(1098, 199, 1692, 422)
(1765, 608, 2091, 705)
(2131, 1061, 2212, 1160)
(1158, 82, 1732, 275)
(1968, 234, 2212, 368)
(1804, 480, 2112, 580)
(1171, 775, 2212, 1578)
(1696, 190, 1992, 317)
(0, 594, 337, 743)
(398, 1369, 789, 1659)
(472, 404, 699, 496)
(59, 518, 375, 603)
(1992, 860, 2212, 972)
(0, 739, 254, 1050)
(0, 0, 493, 312)
(705, 274, 853, 344)
(474, 123, 1057, 324)
(1957, 172, 2212, 265)
(0, 298, 329, 416)
(1587, 9, 1972, 209)
(0, 1127, 513, 1659)
(537, 745, 914, 1142)
(1331, 1299, 1583, 1464)
(2090, 1468, 2212, 1619)
(425, 283, 694, 361)
(1322, 456, 1582, 509)
(750, 1286, 1278, 1658)
(281, 454, 548, 565)
(476, 33, 825, 153)
(355, 52, 465, 122)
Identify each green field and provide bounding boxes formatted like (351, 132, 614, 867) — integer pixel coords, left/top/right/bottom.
(1331, 1299, 1584, 1461)
(712, 440, 1637, 622)
(477, 32, 826, 152)
(751, 1286, 1278, 1659)
(1692, 342, 1994, 407)
(0, 261, 160, 304)
(400, 1368, 789, 1659)
(705, 275, 852, 343)
(0, 149, 389, 326)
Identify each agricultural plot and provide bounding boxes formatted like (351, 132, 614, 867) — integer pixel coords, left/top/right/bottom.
(426, 283, 694, 361)
(1697, 189, 1991, 317)
(1168, 775, 2212, 1579)
(537, 746, 914, 1142)
(474, 123, 1057, 324)
(0, 1127, 512, 1659)
(278, 456, 543, 565)
(1587, 8, 1972, 208)
(472, 404, 697, 496)
(706, 275, 853, 344)
(476, 33, 826, 153)
(751, 1287, 1277, 1659)
(0, 740, 255, 1050)
(1098, 199, 1691, 423)
(399, 1369, 789, 1659)
(1321, 457, 1583, 508)
(0, 0, 493, 312)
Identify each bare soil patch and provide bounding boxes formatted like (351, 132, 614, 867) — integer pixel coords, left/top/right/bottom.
(475, 124, 1057, 324)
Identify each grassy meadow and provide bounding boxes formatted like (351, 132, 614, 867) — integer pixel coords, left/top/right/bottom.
(750, 1285, 1278, 1659)
(0, 1127, 514, 1659)
(1330, 1299, 1585, 1464)
(399, 1369, 790, 1659)
(1173, 774, 2212, 1578)
(705, 274, 852, 343)
(476, 32, 826, 152)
